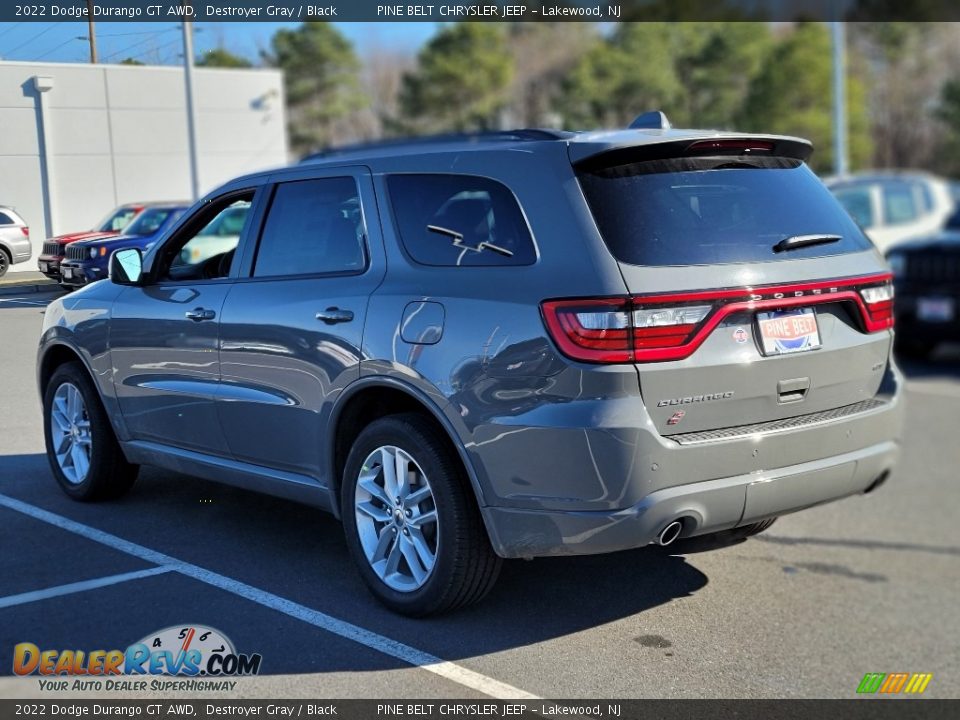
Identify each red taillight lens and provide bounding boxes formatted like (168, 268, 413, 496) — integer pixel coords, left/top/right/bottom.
(632, 305, 712, 352)
(21, 227, 29, 237)
(542, 299, 633, 363)
(542, 300, 712, 363)
(859, 281, 894, 331)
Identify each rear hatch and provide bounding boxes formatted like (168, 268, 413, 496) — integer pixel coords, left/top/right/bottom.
(564, 136, 894, 437)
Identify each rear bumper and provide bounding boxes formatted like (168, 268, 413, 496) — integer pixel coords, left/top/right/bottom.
(482, 440, 899, 558)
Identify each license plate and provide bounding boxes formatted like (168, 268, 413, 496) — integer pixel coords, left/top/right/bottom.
(756, 308, 821, 356)
(61, 268, 73, 279)
(917, 297, 954, 322)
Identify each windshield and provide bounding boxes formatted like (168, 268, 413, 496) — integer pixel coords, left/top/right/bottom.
(123, 208, 181, 236)
(578, 157, 874, 266)
(95, 206, 139, 233)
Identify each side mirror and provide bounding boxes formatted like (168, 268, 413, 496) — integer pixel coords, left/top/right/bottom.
(109, 248, 144, 286)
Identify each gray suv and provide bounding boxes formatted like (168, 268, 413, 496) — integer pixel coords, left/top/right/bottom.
(37, 121, 903, 615)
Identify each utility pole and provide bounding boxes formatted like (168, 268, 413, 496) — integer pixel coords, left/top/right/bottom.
(86, 0, 97, 63)
(831, 21, 848, 177)
(181, 3, 200, 201)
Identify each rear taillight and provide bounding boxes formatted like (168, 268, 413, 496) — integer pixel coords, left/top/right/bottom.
(632, 305, 712, 350)
(543, 299, 633, 363)
(542, 299, 714, 363)
(21, 227, 29, 237)
(542, 273, 894, 364)
(859, 280, 894, 331)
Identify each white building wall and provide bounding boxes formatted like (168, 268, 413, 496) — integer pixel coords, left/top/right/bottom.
(0, 60, 288, 271)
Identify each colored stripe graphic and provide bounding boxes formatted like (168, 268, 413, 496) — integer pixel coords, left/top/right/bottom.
(880, 672, 909, 693)
(857, 672, 933, 694)
(904, 674, 933, 694)
(857, 673, 886, 693)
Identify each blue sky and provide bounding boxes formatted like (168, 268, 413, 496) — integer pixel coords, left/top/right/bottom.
(0, 22, 439, 65)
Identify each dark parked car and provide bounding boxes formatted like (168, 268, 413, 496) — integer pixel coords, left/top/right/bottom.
(59, 204, 189, 289)
(37, 118, 903, 616)
(887, 208, 960, 358)
(37, 204, 145, 280)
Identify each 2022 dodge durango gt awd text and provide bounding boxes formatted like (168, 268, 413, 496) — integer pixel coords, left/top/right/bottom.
(37, 119, 904, 616)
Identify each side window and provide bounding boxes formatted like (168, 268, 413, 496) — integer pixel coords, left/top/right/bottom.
(253, 177, 365, 278)
(833, 187, 875, 229)
(0, 211, 14, 225)
(158, 194, 253, 282)
(882, 182, 919, 225)
(386, 174, 536, 267)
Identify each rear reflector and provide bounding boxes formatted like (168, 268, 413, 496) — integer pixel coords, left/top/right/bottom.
(542, 273, 894, 364)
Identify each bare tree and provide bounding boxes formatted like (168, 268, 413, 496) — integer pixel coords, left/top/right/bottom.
(851, 23, 960, 170)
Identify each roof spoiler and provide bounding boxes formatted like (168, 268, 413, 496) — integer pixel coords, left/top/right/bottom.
(572, 135, 814, 170)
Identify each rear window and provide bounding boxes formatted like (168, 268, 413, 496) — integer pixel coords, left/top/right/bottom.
(578, 157, 873, 266)
(387, 174, 536, 267)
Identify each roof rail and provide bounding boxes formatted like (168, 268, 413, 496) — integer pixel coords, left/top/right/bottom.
(300, 128, 573, 162)
(628, 111, 672, 130)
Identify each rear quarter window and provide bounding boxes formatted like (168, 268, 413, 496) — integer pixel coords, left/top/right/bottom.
(881, 181, 920, 225)
(0, 211, 15, 225)
(578, 156, 874, 266)
(386, 174, 536, 267)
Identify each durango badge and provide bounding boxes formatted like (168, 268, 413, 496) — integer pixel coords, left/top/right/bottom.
(658, 392, 735, 407)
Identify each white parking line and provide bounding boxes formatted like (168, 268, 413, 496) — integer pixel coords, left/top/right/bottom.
(0, 297, 50, 306)
(0, 493, 539, 700)
(0, 566, 173, 609)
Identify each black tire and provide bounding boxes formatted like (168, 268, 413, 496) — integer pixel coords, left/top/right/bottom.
(43, 361, 138, 501)
(0, 248, 10, 278)
(341, 413, 501, 616)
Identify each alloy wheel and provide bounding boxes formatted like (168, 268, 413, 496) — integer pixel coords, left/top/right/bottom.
(49, 382, 93, 484)
(354, 445, 439, 592)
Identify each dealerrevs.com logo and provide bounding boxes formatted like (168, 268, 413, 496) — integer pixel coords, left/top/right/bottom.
(13, 624, 262, 689)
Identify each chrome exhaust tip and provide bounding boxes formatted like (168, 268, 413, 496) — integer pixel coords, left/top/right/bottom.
(656, 520, 684, 546)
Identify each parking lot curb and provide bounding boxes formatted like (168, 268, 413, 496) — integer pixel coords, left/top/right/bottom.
(0, 281, 60, 297)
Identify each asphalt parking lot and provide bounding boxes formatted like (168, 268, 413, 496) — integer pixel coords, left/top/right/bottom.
(0, 290, 958, 700)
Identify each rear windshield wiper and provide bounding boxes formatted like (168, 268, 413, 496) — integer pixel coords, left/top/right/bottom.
(427, 224, 513, 257)
(772, 234, 842, 253)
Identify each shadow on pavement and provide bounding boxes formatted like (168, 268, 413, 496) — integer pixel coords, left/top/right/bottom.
(0, 453, 709, 676)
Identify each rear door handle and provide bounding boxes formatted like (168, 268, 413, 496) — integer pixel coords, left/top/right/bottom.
(316, 307, 354, 325)
(185, 307, 216, 322)
(778, 377, 810, 404)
